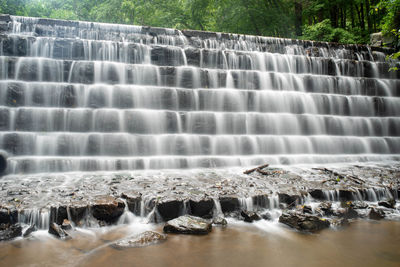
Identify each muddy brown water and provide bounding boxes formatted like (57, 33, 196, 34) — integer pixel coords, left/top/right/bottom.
(0, 220, 399, 267)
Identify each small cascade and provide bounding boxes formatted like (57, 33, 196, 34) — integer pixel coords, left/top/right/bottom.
(18, 208, 50, 230)
(239, 197, 254, 211)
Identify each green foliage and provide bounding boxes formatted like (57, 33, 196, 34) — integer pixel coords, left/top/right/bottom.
(0, 0, 399, 46)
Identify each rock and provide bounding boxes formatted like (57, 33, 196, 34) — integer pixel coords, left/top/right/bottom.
(279, 211, 330, 232)
(61, 219, 72, 230)
(241, 210, 261, 223)
(50, 206, 68, 225)
(334, 207, 359, 219)
(318, 202, 333, 216)
(48, 222, 70, 239)
(111, 231, 167, 249)
(23, 224, 37, 238)
(156, 199, 184, 221)
(369, 208, 385, 220)
(68, 205, 88, 224)
(189, 199, 214, 219)
(121, 193, 141, 215)
(0, 223, 22, 241)
(378, 200, 395, 209)
(309, 189, 324, 200)
(261, 212, 272, 220)
(163, 215, 212, 235)
(302, 205, 313, 214)
(91, 196, 125, 223)
(278, 193, 301, 208)
(212, 216, 227, 226)
(0, 206, 18, 224)
(219, 197, 240, 213)
(0, 151, 7, 174)
(351, 201, 369, 209)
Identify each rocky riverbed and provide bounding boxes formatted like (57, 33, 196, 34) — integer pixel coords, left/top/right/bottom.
(0, 162, 400, 241)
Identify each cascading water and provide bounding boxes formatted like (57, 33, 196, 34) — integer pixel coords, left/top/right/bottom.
(0, 15, 399, 174)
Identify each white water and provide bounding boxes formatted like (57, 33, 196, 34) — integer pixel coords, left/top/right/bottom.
(0, 16, 399, 174)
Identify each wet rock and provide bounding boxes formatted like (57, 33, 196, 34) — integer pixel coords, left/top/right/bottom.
(121, 193, 141, 215)
(48, 222, 70, 239)
(241, 210, 261, 223)
(338, 190, 355, 201)
(369, 208, 385, 220)
(0, 223, 22, 241)
(378, 200, 395, 209)
(189, 199, 214, 219)
(219, 197, 240, 213)
(91, 197, 125, 223)
(212, 216, 227, 226)
(61, 219, 72, 230)
(334, 207, 359, 219)
(0, 151, 7, 174)
(0, 206, 18, 224)
(351, 201, 369, 209)
(302, 205, 313, 214)
(156, 199, 184, 221)
(69, 205, 88, 224)
(279, 211, 330, 232)
(318, 202, 333, 216)
(252, 194, 269, 209)
(309, 189, 324, 200)
(261, 212, 272, 220)
(111, 231, 167, 249)
(23, 224, 37, 238)
(50, 206, 68, 225)
(278, 193, 301, 208)
(163, 215, 212, 235)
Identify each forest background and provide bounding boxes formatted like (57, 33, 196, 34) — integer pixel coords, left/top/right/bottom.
(1, 0, 399, 46)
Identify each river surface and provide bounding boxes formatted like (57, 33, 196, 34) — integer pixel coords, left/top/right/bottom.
(1, 220, 399, 267)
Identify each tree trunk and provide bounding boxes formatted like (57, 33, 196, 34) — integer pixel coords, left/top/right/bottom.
(365, 0, 372, 33)
(294, 0, 303, 36)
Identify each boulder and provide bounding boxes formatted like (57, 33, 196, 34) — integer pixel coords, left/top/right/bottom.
(241, 210, 261, 223)
(48, 222, 70, 239)
(369, 208, 385, 220)
(111, 231, 167, 249)
(91, 196, 125, 223)
(0, 223, 22, 241)
(279, 211, 330, 232)
(378, 200, 395, 209)
(212, 216, 227, 226)
(261, 212, 272, 220)
(163, 215, 212, 235)
(61, 219, 72, 230)
(23, 224, 37, 238)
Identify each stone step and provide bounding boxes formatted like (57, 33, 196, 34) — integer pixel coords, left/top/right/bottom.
(1, 107, 399, 135)
(1, 81, 399, 115)
(5, 154, 400, 173)
(1, 132, 399, 157)
(0, 57, 398, 89)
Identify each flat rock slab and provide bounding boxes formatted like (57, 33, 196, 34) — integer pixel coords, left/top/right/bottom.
(163, 215, 212, 235)
(111, 231, 167, 249)
(279, 211, 330, 232)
